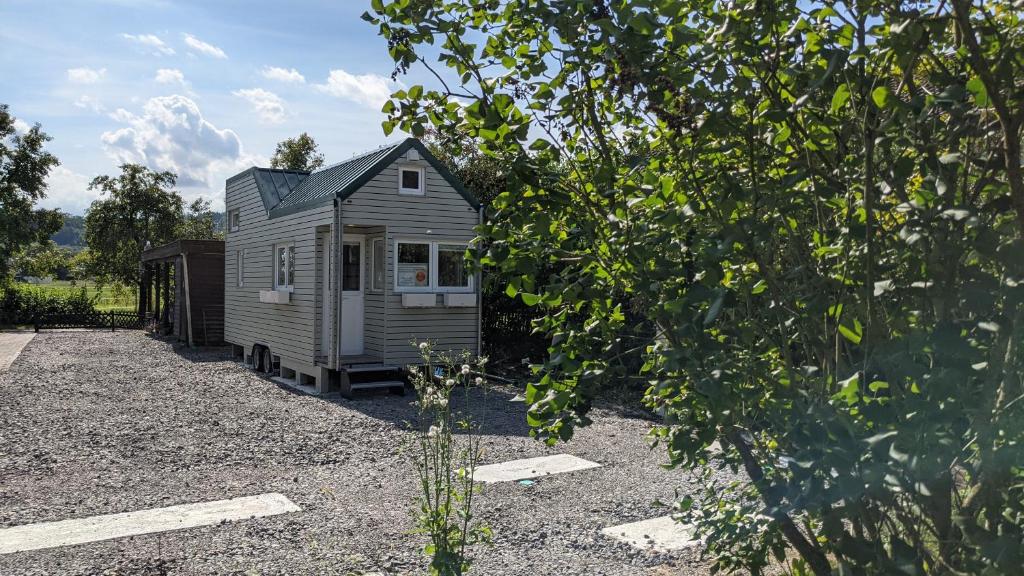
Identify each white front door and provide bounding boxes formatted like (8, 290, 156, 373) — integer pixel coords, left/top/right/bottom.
(340, 234, 365, 356)
(320, 231, 332, 356)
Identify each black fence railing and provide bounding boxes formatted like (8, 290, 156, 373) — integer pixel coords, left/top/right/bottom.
(34, 310, 146, 332)
(481, 297, 548, 362)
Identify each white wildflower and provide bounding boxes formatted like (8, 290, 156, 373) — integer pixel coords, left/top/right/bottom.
(419, 341, 428, 350)
(461, 364, 471, 375)
(445, 378, 455, 387)
(427, 425, 440, 438)
(474, 376, 484, 386)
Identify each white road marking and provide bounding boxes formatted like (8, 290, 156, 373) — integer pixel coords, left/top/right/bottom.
(601, 515, 700, 552)
(0, 493, 300, 554)
(0, 332, 34, 371)
(474, 454, 601, 483)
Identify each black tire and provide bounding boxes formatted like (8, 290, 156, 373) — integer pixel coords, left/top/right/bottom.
(251, 345, 264, 371)
(261, 347, 274, 375)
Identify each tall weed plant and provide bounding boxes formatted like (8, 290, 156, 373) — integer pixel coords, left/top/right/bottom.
(409, 341, 491, 575)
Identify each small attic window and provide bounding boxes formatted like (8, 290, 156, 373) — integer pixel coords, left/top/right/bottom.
(228, 209, 240, 232)
(399, 166, 424, 195)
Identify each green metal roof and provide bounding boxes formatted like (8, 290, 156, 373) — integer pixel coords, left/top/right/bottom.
(251, 168, 309, 213)
(257, 137, 479, 219)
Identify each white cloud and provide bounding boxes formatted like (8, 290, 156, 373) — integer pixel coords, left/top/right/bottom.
(39, 166, 96, 215)
(261, 66, 305, 84)
(74, 95, 105, 113)
(12, 118, 31, 134)
(121, 33, 175, 56)
(67, 67, 106, 84)
(154, 68, 185, 85)
(101, 94, 252, 189)
(183, 34, 227, 59)
(232, 88, 287, 124)
(316, 69, 396, 108)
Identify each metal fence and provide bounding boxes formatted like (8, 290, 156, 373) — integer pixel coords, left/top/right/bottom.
(481, 295, 547, 361)
(34, 310, 146, 332)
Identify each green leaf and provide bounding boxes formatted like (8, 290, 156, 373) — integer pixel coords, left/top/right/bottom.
(835, 374, 860, 405)
(831, 84, 851, 113)
(704, 289, 725, 325)
(839, 320, 862, 344)
(520, 292, 541, 306)
(966, 77, 989, 107)
(872, 86, 891, 108)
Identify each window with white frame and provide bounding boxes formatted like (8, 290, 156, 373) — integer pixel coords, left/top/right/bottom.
(437, 244, 471, 290)
(236, 249, 245, 287)
(274, 243, 295, 291)
(371, 238, 385, 291)
(228, 209, 240, 232)
(398, 166, 424, 195)
(396, 241, 430, 290)
(394, 240, 473, 292)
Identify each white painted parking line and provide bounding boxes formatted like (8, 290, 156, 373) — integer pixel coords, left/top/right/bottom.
(0, 493, 300, 554)
(0, 332, 34, 371)
(474, 454, 601, 483)
(601, 515, 699, 552)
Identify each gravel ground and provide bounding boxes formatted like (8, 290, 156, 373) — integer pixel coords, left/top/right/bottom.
(0, 331, 730, 575)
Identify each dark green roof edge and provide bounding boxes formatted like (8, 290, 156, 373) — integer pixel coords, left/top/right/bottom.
(267, 137, 480, 220)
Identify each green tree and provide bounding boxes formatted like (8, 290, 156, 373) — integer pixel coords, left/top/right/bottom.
(84, 164, 183, 312)
(368, 0, 1024, 573)
(177, 197, 220, 240)
(67, 248, 97, 283)
(0, 104, 63, 283)
(12, 241, 71, 279)
(270, 132, 325, 171)
(422, 127, 506, 207)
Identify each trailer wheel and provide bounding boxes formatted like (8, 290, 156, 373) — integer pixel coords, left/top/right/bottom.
(261, 347, 274, 375)
(251, 345, 264, 371)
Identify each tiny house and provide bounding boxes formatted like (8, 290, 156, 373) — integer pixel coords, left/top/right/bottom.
(223, 138, 481, 396)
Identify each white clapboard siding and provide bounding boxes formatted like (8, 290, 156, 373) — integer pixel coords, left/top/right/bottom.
(223, 144, 480, 372)
(223, 173, 333, 364)
(341, 158, 480, 365)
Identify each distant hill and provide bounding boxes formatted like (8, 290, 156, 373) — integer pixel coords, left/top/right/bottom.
(51, 214, 84, 249)
(50, 212, 225, 250)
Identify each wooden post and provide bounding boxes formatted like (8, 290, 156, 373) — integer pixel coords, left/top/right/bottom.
(154, 263, 162, 323)
(110, 310, 115, 332)
(138, 263, 150, 318)
(162, 261, 171, 327)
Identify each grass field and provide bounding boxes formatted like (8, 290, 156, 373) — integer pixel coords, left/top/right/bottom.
(16, 281, 138, 311)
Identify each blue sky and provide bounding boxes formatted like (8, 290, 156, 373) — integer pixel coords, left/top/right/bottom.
(1, 0, 422, 215)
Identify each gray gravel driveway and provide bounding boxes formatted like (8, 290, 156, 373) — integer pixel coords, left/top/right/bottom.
(0, 331, 722, 575)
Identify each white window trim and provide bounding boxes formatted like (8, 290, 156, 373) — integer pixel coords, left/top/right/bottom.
(273, 242, 295, 292)
(394, 239, 432, 293)
(435, 242, 474, 293)
(370, 237, 385, 292)
(393, 239, 474, 294)
(398, 165, 425, 196)
(228, 209, 240, 232)
(236, 249, 245, 287)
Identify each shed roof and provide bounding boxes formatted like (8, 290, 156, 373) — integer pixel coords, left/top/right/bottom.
(141, 239, 225, 262)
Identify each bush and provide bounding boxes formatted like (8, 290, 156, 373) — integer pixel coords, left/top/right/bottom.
(0, 283, 97, 326)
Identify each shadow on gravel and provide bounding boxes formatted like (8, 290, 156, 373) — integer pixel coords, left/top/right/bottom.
(329, 385, 535, 438)
(146, 332, 234, 363)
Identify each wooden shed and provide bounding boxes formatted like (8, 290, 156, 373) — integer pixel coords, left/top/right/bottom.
(141, 239, 225, 346)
